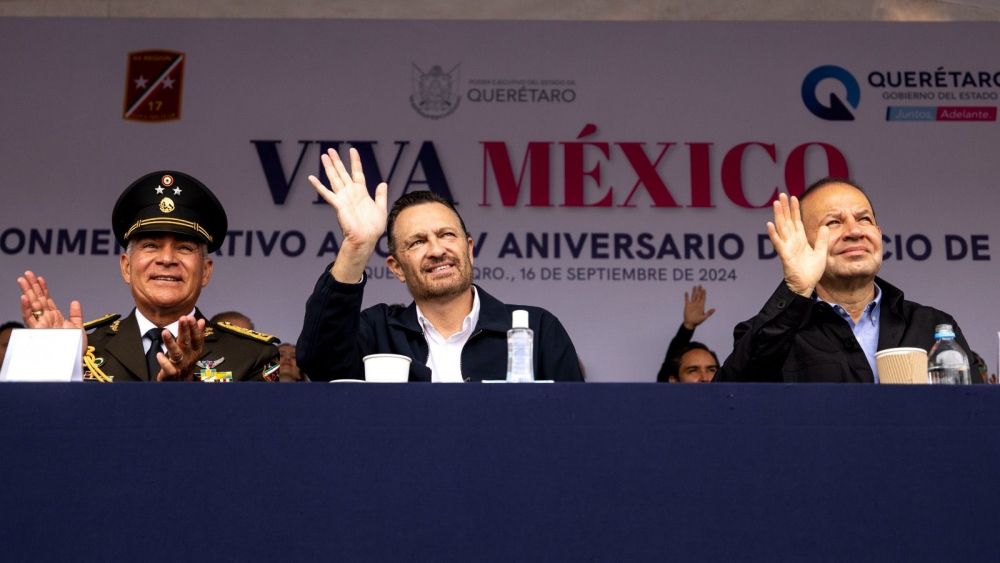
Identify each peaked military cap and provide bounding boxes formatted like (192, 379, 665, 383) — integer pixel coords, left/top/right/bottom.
(112, 171, 228, 252)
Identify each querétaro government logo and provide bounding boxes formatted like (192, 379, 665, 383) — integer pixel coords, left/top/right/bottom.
(123, 50, 185, 122)
(801, 65, 860, 121)
(410, 63, 462, 119)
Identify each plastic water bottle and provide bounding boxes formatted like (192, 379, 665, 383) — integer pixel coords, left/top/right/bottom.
(927, 324, 971, 385)
(506, 310, 534, 383)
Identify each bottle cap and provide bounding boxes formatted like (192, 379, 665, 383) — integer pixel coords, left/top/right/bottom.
(512, 309, 529, 329)
(933, 324, 955, 339)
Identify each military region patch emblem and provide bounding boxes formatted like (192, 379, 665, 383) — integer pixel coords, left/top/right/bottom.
(410, 63, 461, 119)
(123, 50, 185, 122)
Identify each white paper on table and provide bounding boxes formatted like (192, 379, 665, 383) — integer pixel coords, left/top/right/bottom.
(0, 329, 83, 382)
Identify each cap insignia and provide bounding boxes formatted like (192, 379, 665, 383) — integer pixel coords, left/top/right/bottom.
(161, 174, 174, 186)
(159, 197, 175, 213)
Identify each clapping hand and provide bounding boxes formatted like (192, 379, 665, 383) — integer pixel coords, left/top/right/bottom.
(682, 285, 715, 330)
(766, 194, 829, 297)
(17, 270, 85, 331)
(154, 316, 206, 381)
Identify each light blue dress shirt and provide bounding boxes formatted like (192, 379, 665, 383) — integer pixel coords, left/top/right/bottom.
(819, 284, 883, 383)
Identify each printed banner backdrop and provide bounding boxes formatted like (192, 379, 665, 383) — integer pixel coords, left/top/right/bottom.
(1, 18, 997, 381)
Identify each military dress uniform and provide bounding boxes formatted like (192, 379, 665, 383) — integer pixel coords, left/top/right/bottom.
(82, 311, 280, 382)
(77, 169, 283, 382)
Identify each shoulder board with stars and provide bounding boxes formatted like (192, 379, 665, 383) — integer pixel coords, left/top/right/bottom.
(83, 313, 121, 331)
(214, 321, 280, 344)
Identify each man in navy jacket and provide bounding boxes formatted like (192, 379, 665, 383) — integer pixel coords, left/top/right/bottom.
(717, 178, 979, 383)
(296, 148, 583, 383)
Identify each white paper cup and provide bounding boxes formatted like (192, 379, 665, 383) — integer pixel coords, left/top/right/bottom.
(363, 354, 411, 383)
(875, 347, 928, 384)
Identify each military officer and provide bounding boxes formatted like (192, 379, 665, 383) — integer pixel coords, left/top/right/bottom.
(17, 171, 281, 382)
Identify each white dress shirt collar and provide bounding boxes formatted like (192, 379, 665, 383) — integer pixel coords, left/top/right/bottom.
(415, 287, 481, 383)
(134, 308, 196, 353)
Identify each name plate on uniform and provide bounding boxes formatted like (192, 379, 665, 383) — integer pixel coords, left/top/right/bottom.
(0, 329, 83, 382)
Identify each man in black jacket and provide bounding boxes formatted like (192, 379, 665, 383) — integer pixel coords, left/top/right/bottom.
(717, 178, 979, 383)
(296, 148, 583, 382)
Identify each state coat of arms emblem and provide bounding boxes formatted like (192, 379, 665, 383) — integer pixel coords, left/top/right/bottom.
(410, 63, 461, 119)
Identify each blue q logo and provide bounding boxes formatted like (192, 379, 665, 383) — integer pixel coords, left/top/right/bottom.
(801, 65, 860, 121)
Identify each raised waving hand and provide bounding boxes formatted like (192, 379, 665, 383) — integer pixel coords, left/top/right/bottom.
(682, 285, 715, 330)
(308, 147, 388, 283)
(766, 194, 829, 297)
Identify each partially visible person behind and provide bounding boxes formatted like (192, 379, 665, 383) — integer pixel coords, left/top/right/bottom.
(296, 148, 583, 382)
(971, 352, 998, 384)
(0, 321, 25, 368)
(669, 343, 720, 383)
(210, 311, 254, 330)
(16, 171, 281, 383)
(717, 177, 980, 383)
(656, 285, 718, 382)
(277, 343, 307, 382)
